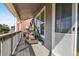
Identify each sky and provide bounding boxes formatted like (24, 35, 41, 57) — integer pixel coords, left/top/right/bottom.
(0, 3, 16, 27)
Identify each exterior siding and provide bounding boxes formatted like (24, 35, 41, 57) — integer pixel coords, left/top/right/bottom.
(44, 4, 52, 51)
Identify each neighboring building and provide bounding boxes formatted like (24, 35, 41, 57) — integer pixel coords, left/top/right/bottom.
(17, 18, 32, 31)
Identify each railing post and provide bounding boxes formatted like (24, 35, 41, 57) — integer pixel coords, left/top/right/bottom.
(18, 32, 21, 44)
(21, 32, 23, 40)
(0, 38, 3, 56)
(17, 32, 20, 42)
(18, 32, 20, 42)
(11, 35, 13, 55)
(0, 31, 21, 56)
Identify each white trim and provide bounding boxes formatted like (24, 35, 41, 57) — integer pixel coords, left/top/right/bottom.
(72, 3, 78, 56)
(75, 3, 78, 56)
(15, 17, 17, 32)
(44, 6, 46, 38)
(52, 3, 55, 49)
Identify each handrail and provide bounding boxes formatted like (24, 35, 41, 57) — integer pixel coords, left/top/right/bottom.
(0, 31, 22, 56)
(0, 31, 21, 39)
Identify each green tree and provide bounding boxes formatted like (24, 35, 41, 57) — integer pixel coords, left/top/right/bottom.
(0, 24, 10, 34)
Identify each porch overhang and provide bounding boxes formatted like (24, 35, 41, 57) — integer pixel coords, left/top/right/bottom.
(5, 3, 45, 20)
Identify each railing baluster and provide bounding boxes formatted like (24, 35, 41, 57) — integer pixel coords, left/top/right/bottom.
(0, 38, 3, 56)
(21, 32, 23, 40)
(11, 35, 13, 55)
(0, 31, 21, 56)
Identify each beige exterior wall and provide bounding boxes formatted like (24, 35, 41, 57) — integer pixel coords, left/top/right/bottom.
(44, 4, 52, 51)
(34, 4, 53, 52)
(34, 3, 78, 56)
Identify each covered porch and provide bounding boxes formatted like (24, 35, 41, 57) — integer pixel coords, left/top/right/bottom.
(1, 3, 78, 56)
(0, 3, 53, 56)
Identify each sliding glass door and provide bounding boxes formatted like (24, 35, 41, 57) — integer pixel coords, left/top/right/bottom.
(53, 3, 77, 56)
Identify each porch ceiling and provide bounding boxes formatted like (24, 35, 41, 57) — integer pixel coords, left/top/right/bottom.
(12, 3, 42, 20)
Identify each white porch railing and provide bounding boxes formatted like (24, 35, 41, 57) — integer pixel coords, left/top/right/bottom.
(0, 31, 22, 56)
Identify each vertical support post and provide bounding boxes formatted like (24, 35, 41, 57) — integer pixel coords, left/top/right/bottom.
(18, 32, 22, 45)
(43, 6, 46, 39)
(52, 3, 55, 55)
(18, 32, 21, 42)
(72, 3, 78, 56)
(0, 38, 3, 56)
(18, 32, 20, 41)
(11, 36, 13, 55)
(15, 17, 17, 32)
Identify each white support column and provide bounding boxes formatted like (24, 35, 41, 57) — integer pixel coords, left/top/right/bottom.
(72, 3, 78, 56)
(52, 3, 55, 55)
(44, 6, 46, 38)
(15, 17, 17, 32)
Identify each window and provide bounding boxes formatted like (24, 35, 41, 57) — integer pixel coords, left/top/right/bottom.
(40, 11, 44, 35)
(35, 10, 45, 35)
(55, 4, 72, 33)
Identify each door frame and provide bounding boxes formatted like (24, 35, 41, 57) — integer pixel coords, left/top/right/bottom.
(52, 3, 78, 56)
(72, 3, 78, 56)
